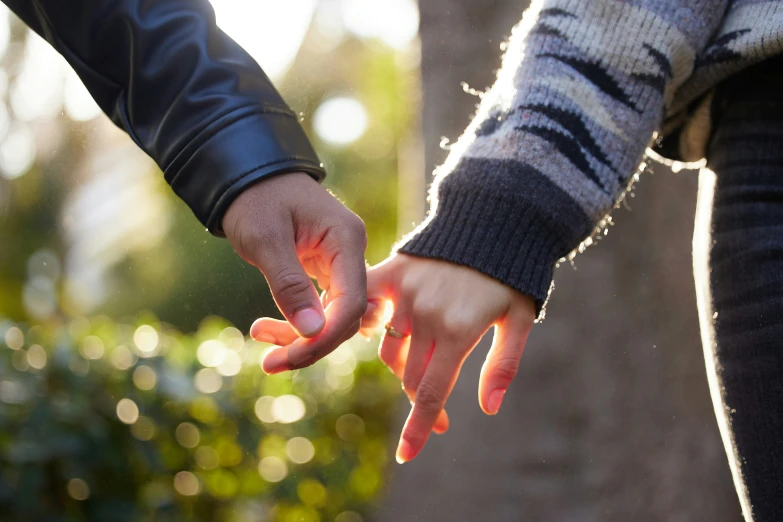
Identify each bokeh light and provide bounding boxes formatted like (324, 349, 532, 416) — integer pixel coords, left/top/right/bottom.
(175, 422, 201, 448)
(173, 471, 201, 496)
(258, 456, 288, 483)
(341, 0, 419, 49)
(0, 125, 35, 179)
(209, 0, 317, 81)
(314, 97, 369, 146)
(194, 368, 223, 394)
(131, 416, 158, 441)
(12, 350, 28, 371)
(287, 437, 316, 464)
(133, 325, 160, 355)
(216, 349, 242, 376)
(10, 31, 66, 122)
(219, 327, 245, 351)
(67, 478, 90, 501)
(297, 478, 327, 506)
(116, 398, 140, 425)
(254, 396, 277, 423)
(26, 344, 47, 370)
(272, 395, 307, 424)
(195, 446, 220, 470)
(79, 335, 105, 360)
(4, 326, 23, 350)
(335, 413, 365, 442)
(132, 365, 157, 390)
(110, 345, 137, 370)
(197, 340, 226, 367)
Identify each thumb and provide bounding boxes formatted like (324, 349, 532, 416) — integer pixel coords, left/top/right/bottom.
(255, 238, 325, 338)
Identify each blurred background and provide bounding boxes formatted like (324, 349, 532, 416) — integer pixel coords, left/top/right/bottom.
(0, 0, 746, 521)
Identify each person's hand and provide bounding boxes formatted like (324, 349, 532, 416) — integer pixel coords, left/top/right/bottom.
(223, 173, 368, 371)
(360, 253, 536, 463)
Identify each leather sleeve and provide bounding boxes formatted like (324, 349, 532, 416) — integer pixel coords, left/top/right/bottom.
(3, 0, 326, 234)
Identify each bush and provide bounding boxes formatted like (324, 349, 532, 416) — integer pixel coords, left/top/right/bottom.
(0, 315, 399, 522)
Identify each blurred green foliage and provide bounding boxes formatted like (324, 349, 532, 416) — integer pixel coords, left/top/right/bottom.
(0, 11, 417, 333)
(0, 6, 418, 520)
(0, 316, 400, 522)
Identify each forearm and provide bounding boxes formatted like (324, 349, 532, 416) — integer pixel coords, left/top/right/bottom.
(399, 0, 729, 314)
(4, 0, 324, 232)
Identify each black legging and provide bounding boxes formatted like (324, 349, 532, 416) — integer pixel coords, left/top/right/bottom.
(695, 56, 783, 522)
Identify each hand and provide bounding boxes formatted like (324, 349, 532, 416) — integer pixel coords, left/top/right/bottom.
(223, 173, 368, 371)
(362, 253, 536, 463)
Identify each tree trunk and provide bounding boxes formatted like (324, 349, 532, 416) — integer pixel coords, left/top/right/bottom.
(374, 1, 742, 520)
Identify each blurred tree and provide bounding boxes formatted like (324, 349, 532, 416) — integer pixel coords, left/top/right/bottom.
(376, 1, 743, 520)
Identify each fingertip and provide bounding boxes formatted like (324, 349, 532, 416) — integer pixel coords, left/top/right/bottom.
(250, 318, 264, 340)
(261, 348, 290, 374)
(395, 438, 417, 464)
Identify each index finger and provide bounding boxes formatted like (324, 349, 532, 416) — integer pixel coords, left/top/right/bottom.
(396, 348, 465, 463)
(324, 256, 399, 338)
(262, 249, 367, 373)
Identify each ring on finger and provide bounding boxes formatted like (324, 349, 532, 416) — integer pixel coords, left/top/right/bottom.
(385, 322, 409, 339)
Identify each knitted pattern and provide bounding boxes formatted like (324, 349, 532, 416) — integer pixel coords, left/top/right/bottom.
(399, 0, 783, 316)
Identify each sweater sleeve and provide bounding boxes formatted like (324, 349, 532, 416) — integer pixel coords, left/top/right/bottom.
(397, 0, 728, 315)
(4, 0, 325, 235)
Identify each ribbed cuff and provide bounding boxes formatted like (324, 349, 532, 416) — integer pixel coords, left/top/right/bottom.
(165, 107, 325, 235)
(398, 158, 592, 316)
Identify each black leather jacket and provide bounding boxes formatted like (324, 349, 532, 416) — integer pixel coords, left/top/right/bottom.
(4, 0, 325, 235)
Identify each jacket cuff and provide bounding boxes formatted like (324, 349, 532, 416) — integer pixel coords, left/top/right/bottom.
(397, 158, 592, 316)
(164, 108, 326, 235)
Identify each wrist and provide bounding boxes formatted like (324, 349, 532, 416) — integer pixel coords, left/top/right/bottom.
(397, 158, 592, 316)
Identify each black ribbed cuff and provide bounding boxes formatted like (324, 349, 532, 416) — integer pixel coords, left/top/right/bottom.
(165, 107, 325, 235)
(398, 158, 592, 316)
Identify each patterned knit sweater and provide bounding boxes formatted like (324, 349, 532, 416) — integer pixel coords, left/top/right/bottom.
(398, 0, 783, 317)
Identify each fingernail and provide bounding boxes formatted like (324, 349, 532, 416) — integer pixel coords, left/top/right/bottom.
(488, 389, 506, 415)
(396, 438, 415, 464)
(292, 307, 324, 337)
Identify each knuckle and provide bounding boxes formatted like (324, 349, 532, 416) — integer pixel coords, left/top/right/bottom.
(271, 270, 312, 299)
(402, 430, 427, 448)
(415, 380, 445, 412)
(399, 273, 421, 297)
(402, 375, 419, 395)
(347, 214, 367, 238)
(334, 214, 366, 245)
(440, 311, 471, 340)
(347, 294, 369, 319)
(492, 357, 521, 384)
(412, 298, 438, 321)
